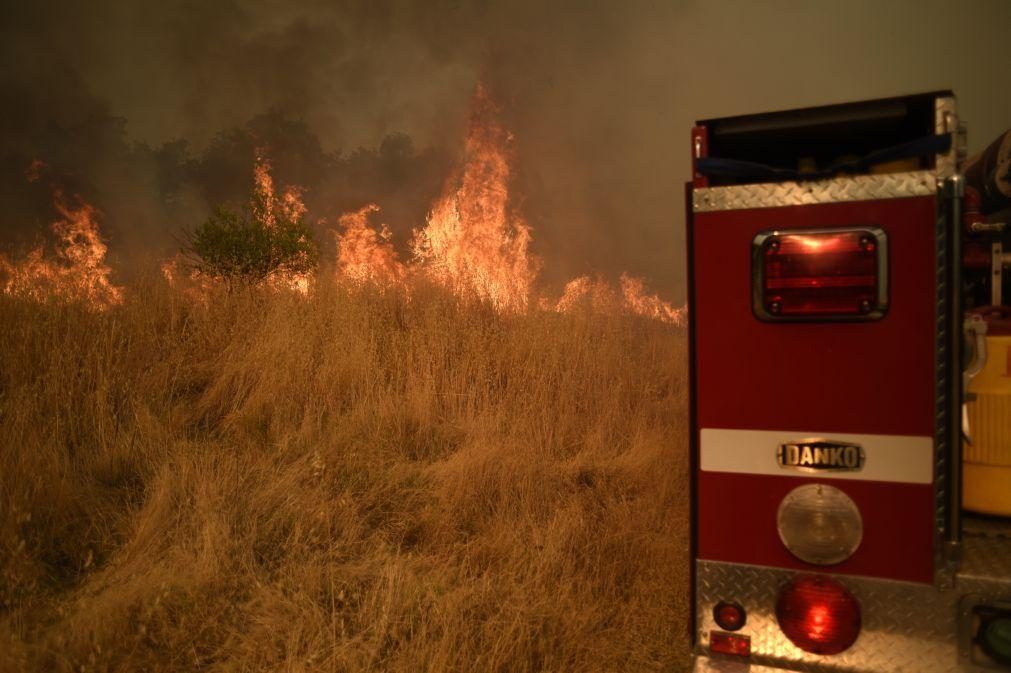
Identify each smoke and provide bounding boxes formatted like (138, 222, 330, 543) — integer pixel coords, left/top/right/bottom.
(8, 1, 1010, 298)
(0, 0, 687, 294)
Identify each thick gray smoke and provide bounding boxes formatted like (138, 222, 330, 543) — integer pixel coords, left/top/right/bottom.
(3, 0, 1011, 297)
(0, 0, 688, 295)
(0, 1, 465, 278)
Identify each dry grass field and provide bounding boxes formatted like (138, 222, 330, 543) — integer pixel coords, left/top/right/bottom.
(0, 281, 689, 672)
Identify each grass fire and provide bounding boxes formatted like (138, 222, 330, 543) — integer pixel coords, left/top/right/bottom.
(0, 82, 689, 671)
(7, 2, 1011, 671)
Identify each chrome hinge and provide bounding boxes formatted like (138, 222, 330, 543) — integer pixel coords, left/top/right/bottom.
(939, 173, 966, 199)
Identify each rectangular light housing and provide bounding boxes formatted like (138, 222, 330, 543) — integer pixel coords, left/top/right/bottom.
(710, 630, 751, 657)
(752, 227, 888, 321)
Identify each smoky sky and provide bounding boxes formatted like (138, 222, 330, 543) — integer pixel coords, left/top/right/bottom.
(3, 0, 1011, 298)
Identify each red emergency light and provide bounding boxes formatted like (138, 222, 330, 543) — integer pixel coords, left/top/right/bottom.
(776, 575, 861, 655)
(753, 227, 888, 320)
(713, 601, 746, 631)
(710, 630, 751, 657)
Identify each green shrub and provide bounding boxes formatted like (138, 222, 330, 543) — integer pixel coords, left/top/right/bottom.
(190, 204, 318, 286)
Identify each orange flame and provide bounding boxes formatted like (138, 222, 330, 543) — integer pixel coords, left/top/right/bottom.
(253, 153, 313, 294)
(334, 204, 406, 286)
(554, 276, 618, 313)
(553, 274, 683, 324)
(0, 188, 123, 309)
(330, 83, 683, 325)
(252, 154, 277, 228)
(252, 150, 307, 226)
(618, 273, 685, 325)
(164, 86, 684, 325)
(254, 153, 308, 229)
(281, 186, 308, 223)
(160, 253, 216, 303)
(162, 154, 313, 296)
(411, 83, 539, 312)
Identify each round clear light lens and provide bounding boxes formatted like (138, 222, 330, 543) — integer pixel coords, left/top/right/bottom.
(777, 483, 862, 565)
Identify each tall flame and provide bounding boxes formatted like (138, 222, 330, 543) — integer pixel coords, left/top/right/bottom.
(330, 83, 682, 324)
(160, 154, 313, 296)
(253, 153, 313, 294)
(253, 152, 307, 228)
(334, 204, 406, 286)
(0, 187, 123, 309)
(153, 84, 685, 324)
(5, 86, 683, 324)
(410, 83, 539, 313)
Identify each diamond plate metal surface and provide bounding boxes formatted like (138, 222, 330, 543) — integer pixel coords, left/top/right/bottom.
(694, 552, 1011, 673)
(961, 519, 1011, 581)
(692, 172, 937, 213)
(694, 658, 791, 672)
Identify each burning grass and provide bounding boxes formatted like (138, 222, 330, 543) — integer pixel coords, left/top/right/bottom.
(0, 279, 690, 672)
(0, 188, 123, 309)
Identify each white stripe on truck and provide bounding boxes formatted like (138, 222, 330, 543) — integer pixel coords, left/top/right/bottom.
(700, 428, 934, 484)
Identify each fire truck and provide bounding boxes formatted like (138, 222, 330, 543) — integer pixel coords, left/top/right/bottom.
(687, 91, 1011, 672)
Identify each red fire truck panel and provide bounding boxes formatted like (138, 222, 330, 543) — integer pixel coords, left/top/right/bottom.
(694, 195, 938, 584)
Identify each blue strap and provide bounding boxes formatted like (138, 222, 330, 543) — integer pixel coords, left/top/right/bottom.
(697, 132, 952, 181)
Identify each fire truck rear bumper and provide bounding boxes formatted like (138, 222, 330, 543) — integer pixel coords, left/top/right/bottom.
(692, 519, 1011, 672)
(693, 659, 793, 673)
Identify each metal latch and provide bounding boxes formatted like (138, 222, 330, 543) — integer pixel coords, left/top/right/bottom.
(963, 314, 988, 444)
(990, 240, 1011, 306)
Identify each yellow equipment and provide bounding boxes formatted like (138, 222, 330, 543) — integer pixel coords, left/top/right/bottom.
(964, 322, 1011, 516)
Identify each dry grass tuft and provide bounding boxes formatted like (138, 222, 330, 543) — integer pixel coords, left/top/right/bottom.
(0, 280, 689, 672)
